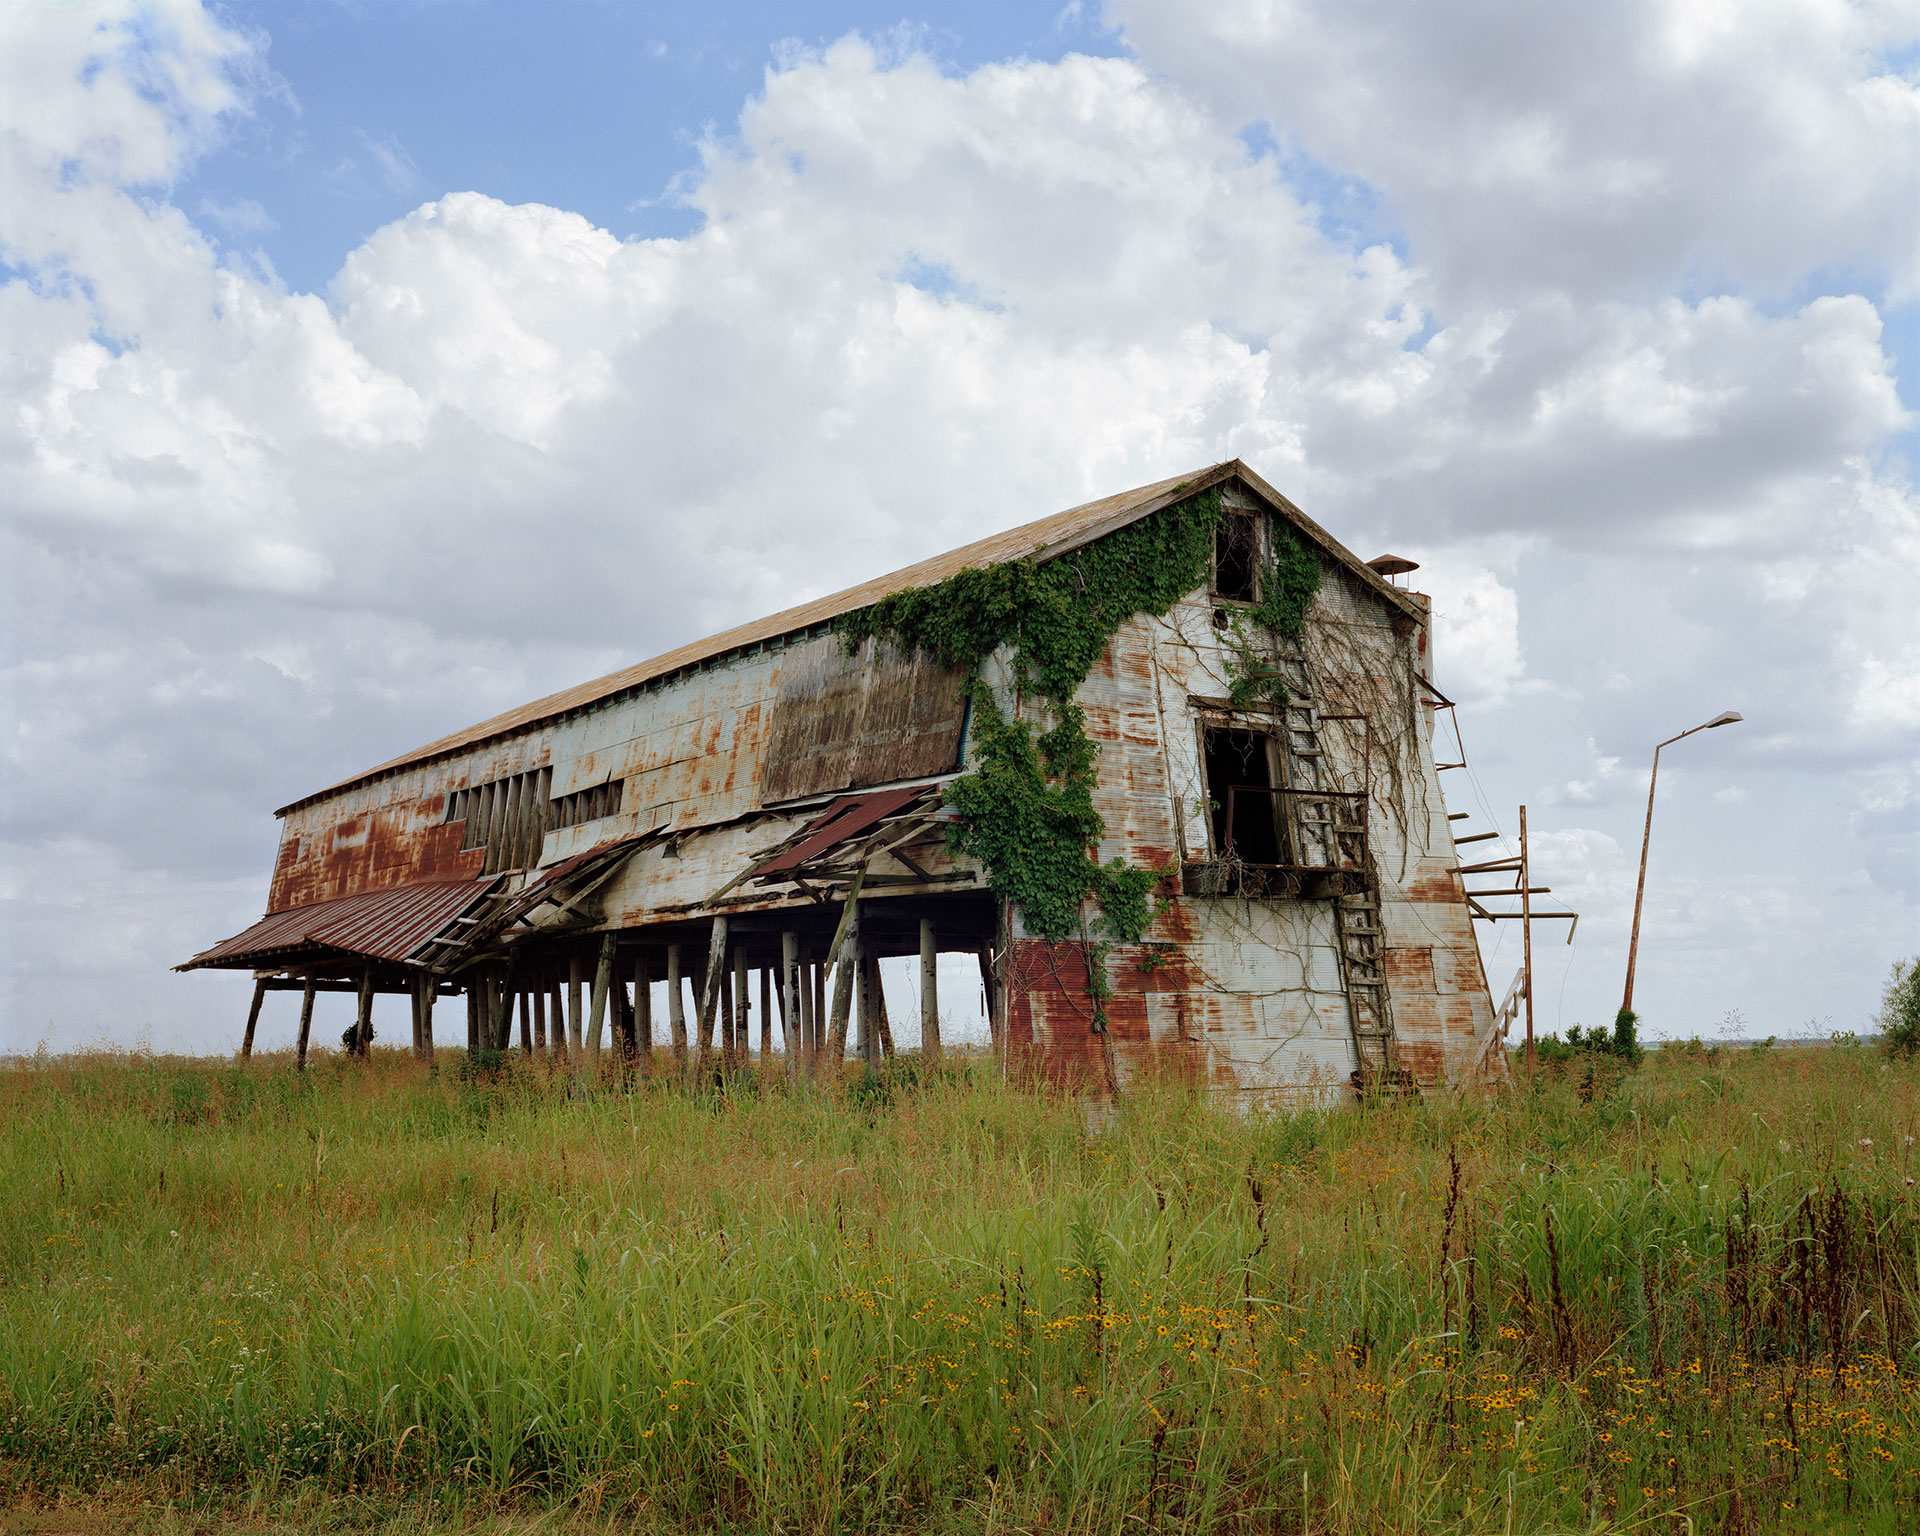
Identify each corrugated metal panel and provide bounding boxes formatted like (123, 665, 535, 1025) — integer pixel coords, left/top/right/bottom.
(279, 460, 1422, 816)
(178, 877, 493, 971)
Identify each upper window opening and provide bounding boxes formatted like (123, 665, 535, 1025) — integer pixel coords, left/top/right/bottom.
(1213, 511, 1259, 602)
(551, 778, 624, 832)
(1202, 726, 1284, 865)
(444, 765, 552, 874)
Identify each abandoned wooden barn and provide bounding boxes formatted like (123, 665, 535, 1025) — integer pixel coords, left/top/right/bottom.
(182, 460, 1505, 1100)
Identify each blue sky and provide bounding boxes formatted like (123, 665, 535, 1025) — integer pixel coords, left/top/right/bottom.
(189, 2, 1127, 295)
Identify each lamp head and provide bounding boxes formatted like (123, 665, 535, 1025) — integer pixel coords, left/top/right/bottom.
(1705, 711, 1743, 729)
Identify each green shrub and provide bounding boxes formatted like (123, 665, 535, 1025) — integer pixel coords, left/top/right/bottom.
(1878, 956, 1920, 1058)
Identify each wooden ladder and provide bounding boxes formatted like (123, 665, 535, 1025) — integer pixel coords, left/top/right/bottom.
(1271, 645, 1401, 1082)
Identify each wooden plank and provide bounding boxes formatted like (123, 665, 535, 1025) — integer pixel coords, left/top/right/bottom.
(240, 978, 267, 1059)
(920, 918, 940, 1060)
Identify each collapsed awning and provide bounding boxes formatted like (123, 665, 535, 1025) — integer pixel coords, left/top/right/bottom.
(177, 876, 499, 973)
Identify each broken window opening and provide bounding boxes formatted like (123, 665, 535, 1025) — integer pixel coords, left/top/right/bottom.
(551, 778, 625, 832)
(1213, 510, 1260, 603)
(444, 765, 552, 874)
(1202, 726, 1285, 865)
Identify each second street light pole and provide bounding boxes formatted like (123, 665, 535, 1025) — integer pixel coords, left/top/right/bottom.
(1620, 709, 1744, 1020)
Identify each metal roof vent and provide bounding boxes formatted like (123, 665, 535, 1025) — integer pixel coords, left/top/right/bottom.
(1366, 554, 1420, 585)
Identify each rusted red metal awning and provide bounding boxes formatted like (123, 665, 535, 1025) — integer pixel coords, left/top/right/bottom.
(177, 877, 497, 972)
(751, 786, 928, 879)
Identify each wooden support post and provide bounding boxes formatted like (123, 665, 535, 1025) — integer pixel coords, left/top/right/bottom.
(586, 932, 615, 1083)
(466, 984, 479, 1053)
(634, 953, 652, 1079)
(780, 931, 799, 1077)
(731, 944, 748, 1071)
(418, 975, 435, 1060)
(518, 990, 533, 1054)
(408, 979, 421, 1057)
(813, 962, 825, 1054)
(500, 959, 522, 1052)
(295, 980, 316, 1072)
(354, 966, 374, 1058)
(825, 896, 862, 1066)
(1521, 804, 1535, 1074)
(862, 946, 894, 1062)
(759, 964, 772, 1063)
(977, 948, 997, 1050)
(920, 919, 940, 1060)
(532, 985, 547, 1053)
(692, 918, 728, 1088)
(667, 942, 687, 1070)
(567, 954, 584, 1065)
(547, 983, 563, 1062)
(240, 978, 267, 1059)
(798, 953, 816, 1070)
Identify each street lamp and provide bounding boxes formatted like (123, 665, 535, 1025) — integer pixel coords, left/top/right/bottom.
(1620, 710, 1744, 1017)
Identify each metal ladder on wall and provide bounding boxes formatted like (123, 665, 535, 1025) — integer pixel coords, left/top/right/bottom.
(1269, 645, 1400, 1082)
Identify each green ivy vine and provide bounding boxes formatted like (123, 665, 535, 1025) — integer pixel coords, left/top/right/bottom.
(839, 487, 1225, 943)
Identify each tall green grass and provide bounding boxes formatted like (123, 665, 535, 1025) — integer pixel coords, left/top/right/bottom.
(3, 1043, 1919, 1531)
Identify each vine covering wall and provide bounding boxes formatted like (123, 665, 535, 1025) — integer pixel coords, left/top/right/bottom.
(839, 487, 1227, 943)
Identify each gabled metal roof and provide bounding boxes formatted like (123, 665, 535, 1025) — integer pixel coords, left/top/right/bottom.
(279, 460, 1420, 815)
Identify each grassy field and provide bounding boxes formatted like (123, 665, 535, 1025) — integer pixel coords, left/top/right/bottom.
(3, 1043, 1919, 1534)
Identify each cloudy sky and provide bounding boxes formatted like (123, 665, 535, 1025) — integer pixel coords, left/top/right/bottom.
(2, 0, 1916, 1056)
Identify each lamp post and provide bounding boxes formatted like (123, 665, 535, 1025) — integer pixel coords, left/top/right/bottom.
(1620, 710, 1743, 1017)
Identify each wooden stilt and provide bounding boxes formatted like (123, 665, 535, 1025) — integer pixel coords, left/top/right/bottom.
(692, 918, 728, 1088)
(532, 985, 547, 1053)
(517, 990, 532, 1054)
(547, 983, 563, 1062)
(731, 944, 748, 1071)
(798, 952, 816, 1072)
(353, 966, 375, 1058)
(757, 962, 772, 1063)
(780, 931, 799, 1077)
(295, 979, 316, 1072)
(634, 954, 652, 1080)
(567, 954, 585, 1065)
(418, 976, 435, 1061)
(585, 932, 615, 1084)
(920, 918, 940, 1059)
(409, 977, 423, 1057)
(667, 942, 687, 1071)
(813, 961, 825, 1055)
(240, 977, 267, 1059)
(466, 984, 479, 1053)
(859, 945, 893, 1065)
